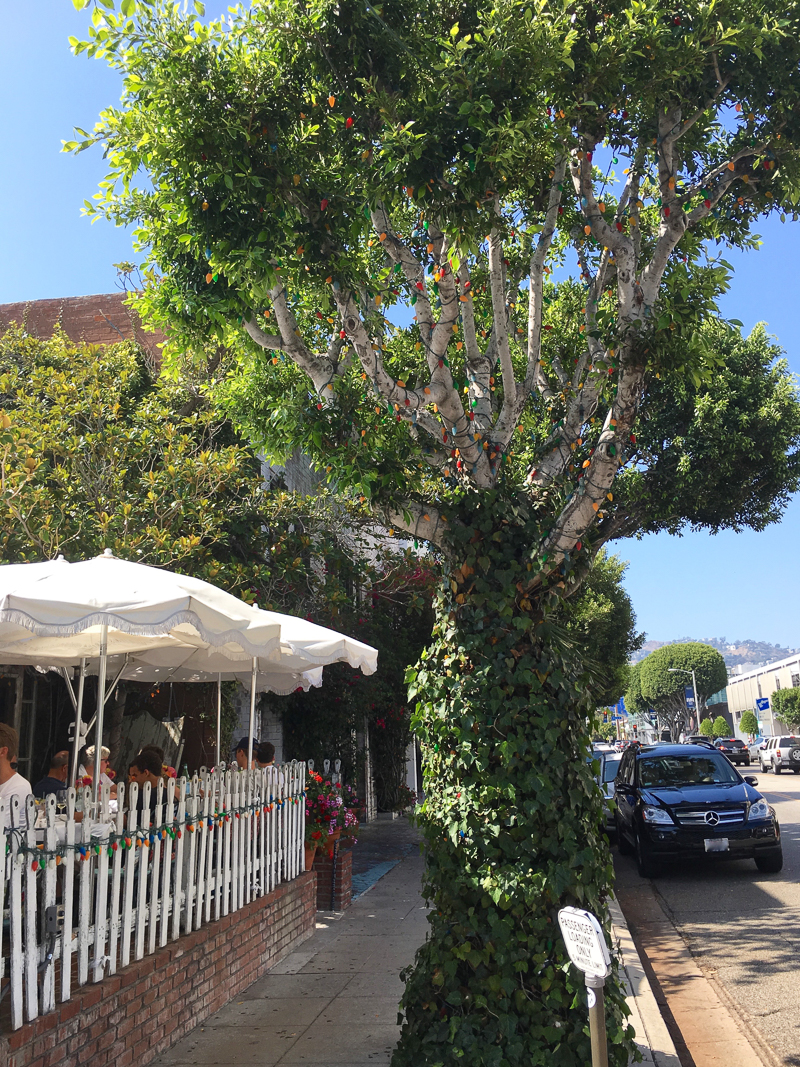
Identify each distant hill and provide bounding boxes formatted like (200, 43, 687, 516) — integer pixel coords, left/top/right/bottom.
(631, 637, 799, 670)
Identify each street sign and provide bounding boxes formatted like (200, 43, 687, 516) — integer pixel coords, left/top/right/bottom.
(756, 697, 770, 713)
(557, 907, 611, 979)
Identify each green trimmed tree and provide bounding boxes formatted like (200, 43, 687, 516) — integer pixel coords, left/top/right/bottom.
(712, 715, 730, 738)
(637, 643, 728, 741)
(772, 688, 800, 729)
(69, 1, 800, 1062)
(739, 709, 760, 737)
(561, 551, 643, 706)
(699, 718, 715, 737)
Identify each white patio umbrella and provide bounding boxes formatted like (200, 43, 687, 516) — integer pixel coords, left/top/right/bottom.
(0, 551, 378, 794)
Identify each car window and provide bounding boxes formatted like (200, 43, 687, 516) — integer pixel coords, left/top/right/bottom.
(602, 757, 622, 783)
(780, 737, 797, 747)
(618, 751, 634, 785)
(637, 754, 740, 788)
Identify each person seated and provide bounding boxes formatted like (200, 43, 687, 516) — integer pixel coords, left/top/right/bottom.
(234, 737, 258, 770)
(79, 744, 118, 799)
(255, 742, 275, 768)
(33, 750, 70, 798)
(0, 724, 32, 824)
(128, 749, 164, 821)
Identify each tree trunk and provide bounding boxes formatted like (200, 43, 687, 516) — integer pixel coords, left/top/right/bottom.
(393, 502, 633, 1067)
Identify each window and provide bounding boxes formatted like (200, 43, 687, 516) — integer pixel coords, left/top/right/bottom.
(776, 678, 782, 691)
(792, 674, 800, 688)
(637, 755, 739, 788)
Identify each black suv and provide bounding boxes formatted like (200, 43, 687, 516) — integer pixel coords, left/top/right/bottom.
(714, 738, 750, 766)
(615, 744, 782, 878)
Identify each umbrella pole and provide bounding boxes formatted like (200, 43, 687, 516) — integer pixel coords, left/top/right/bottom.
(216, 673, 222, 768)
(247, 658, 257, 768)
(70, 659, 87, 788)
(92, 625, 109, 808)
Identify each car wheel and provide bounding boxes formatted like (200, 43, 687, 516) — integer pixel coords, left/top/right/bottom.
(755, 847, 783, 874)
(636, 833, 659, 878)
(744, 756, 750, 766)
(793, 768, 800, 775)
(774, 760, 782, 775)
(616, 817, 633, 856)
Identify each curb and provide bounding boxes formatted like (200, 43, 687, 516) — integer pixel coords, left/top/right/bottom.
(609, 896, 681, 1067)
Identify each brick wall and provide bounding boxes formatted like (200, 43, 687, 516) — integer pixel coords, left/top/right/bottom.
(0, 872, 316, 1067)
(313, 845, 352, 911)
(0, 293, 164, 365)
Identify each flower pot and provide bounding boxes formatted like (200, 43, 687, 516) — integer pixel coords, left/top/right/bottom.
(328, 829, 341, 843)
(304, 844, 317, 870)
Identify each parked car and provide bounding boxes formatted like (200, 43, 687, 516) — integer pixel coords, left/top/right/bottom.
(682, 736, 717, 750)
(595, 750, 623, 833)
(714, 738, 750, 766)
(747, 736, 768, 759)
(758, 736, 800, 774)
(614, 743, 782, 878)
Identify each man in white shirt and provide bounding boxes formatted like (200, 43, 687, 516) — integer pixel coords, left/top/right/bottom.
(0, 724, 33, 823)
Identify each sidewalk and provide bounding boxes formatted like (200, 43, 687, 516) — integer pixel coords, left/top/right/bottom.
(152, 820, 679, 1067)
(153, 820, 425, 1067)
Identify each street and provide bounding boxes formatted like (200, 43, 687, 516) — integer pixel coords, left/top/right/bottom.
(615, 767, 800, 1066)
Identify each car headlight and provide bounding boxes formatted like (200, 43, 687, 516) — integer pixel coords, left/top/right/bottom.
(748, 798, 771, 821)
(642, 805, 673, 825)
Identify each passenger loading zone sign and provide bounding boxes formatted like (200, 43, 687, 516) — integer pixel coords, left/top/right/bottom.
(557, 907, 612, 979)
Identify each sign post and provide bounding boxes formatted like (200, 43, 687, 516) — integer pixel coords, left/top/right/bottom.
(557, 906, 612, 1067)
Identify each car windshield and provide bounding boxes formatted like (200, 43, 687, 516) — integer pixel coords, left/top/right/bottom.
(720, 740, 743, 748)
(779, 737, 798, 747)
(602, 757, 622, 783)
(638, 755, 740, 788)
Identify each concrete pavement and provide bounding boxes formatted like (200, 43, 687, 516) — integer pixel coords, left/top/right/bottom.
(152, 826, 426, 1067)
(151, 817, 685, 1067)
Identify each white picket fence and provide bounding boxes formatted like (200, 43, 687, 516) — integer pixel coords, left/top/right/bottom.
(0, 762, 306, 1030)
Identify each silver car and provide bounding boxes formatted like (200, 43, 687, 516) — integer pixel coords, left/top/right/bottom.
(591, 748, 623, 831)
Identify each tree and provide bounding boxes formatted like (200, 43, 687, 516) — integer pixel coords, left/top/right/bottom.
(711, 715, 730, 737)
(560, 551, 644, 706)
(771, 689, 800, 729)
(739, 709, 760, 737)
(0, 324, 273, 592)
(70, 1, 800, 1062)
(637, 643, 728, 740)
(699, 718, 714, 737)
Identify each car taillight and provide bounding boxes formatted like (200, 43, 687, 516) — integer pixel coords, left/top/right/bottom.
(777, 749, 782, 758)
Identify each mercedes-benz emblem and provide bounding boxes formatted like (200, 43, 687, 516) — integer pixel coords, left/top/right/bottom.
(704, 811, 720, 826)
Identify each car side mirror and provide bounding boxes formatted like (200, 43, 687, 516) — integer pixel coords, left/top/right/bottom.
(759, 743, 766, 750)
(744, 776, 758, 786)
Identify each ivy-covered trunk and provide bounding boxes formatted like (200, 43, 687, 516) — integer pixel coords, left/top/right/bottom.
(394, 501, 634, 1067)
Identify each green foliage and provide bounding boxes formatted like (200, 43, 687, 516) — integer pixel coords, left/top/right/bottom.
(640, 643, 728, 705)
(712, 715, 731, 738)
(771, 688, 800, 728)
(739, 709, 760, 736)
(64, 0, 800, 1061)
(281, 563, 436, 808)
(560, 552, 643, 706)
(401, 499, 633, 1067)
(0, 324, 272, 593)
(634, 642, 727, 740)
(699, 718, 714, 737)
(617, 324, 800, 536)
(595, 720, 619, 743)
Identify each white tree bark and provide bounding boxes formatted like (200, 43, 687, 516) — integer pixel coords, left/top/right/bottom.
(241, 94, 770, 562)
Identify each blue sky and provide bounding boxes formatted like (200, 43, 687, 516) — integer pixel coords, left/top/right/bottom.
(2, 3, 799, 649)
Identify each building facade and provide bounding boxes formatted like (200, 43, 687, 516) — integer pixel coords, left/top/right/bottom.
(726, 652, 800, 737)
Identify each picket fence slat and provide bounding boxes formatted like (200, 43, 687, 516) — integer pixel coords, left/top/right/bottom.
(0, 763, 307, 1030)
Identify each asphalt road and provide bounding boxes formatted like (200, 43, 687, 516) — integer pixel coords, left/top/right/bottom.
(615, 764, 800, 1066)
